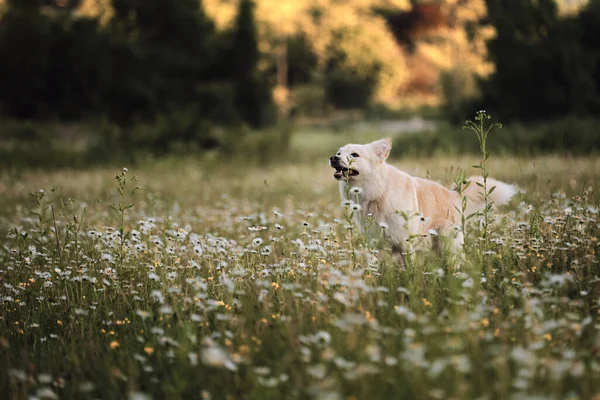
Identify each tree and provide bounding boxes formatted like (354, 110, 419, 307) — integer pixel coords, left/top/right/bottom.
(230, 0, 274, 127)
(106, 0, 219, 123)
(481, 0, 600, 121)
(578, 0, 600, 102)
(0, 1, 53, 118)
(204, 0, 411, 107)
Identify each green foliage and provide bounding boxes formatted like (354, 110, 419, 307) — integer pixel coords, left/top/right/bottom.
(230, 0, 275, 128)
(473, 0, 600, 122)
(463, 111, 502, 243)
(286, 33, 319, 86)
(391, 116, 600, 158)
(219, 123, 293, 165)
(0, 4, 57, 118)
(0, 159, 599, 398)
(291, 84, 329, 118)
(324, 66, 379, 110)
(0, 0, 280, 159)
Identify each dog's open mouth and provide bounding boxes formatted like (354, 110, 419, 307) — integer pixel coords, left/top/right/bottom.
(333, 166, 359, 180)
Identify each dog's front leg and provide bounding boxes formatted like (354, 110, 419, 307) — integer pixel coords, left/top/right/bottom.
(392, 243, 407, 269)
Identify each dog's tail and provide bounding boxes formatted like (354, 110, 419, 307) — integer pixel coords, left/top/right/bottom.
(456, 176, 518, 216)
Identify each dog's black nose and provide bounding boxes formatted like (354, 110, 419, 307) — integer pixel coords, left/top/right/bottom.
(330, 155, 340, 162)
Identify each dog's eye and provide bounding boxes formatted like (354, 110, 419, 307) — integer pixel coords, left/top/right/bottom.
(351, 153, 360, 157)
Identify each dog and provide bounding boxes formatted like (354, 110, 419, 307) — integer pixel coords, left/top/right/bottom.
(329, 137, 517, 264)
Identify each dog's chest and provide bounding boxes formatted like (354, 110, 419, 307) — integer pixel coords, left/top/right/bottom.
(362, 198, 400, 229)
(360, 194, 421, 243)
(363, 198, 384, 217)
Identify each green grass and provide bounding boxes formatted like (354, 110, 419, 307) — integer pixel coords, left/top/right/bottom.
(0, 149, 599, 399)
(391, 117, 600, 158)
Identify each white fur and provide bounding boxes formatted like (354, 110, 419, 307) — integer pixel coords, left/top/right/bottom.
(331, 137, 517, 262)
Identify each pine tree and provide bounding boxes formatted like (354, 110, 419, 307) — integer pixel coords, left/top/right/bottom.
(230, 0, 273, 127)
(0, 0, 53, 118)
(482, 0, 599, 121)
(107, 0, 218, 122)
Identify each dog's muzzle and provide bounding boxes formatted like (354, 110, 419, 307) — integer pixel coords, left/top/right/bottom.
(329, 156, 359, 180)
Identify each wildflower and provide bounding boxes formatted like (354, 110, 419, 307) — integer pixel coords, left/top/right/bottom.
(159, 305, 173, 315)
(306, 363, 327, 379)
(350, 186, 363, 194)
(254, 366, 271, 376)
(110, 341, 120, 350)
(379, 222, 388, 230)
(385, 356, 398, 366)
(151, 327, 164, 335)
(314, 331, 331, 345)
(462, 278, 474, 288)
(252, 238, 264, 246)
(201, 390, 212, 400)
(257, 377, 279, 388)
(128, 392, 151, 400)
(351, 203, 362, 212)
(564, 207, 572, 215)
(191, 314, 202, 322)
(144, 347, 154, 356)
(341, 200, 353, 207)
(150, 290, 164, 304)
(428, 229, 438, 236)
(38, 374, 53, 384)
(202, 346, 237, 371)
(510, 347, 536, 367)
(78, 382, 95, 393)
(36, 387, 58, 400)
(261, 246, 272, 256)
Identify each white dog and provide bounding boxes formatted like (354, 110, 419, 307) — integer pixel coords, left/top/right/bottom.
(330, 137, 516, 264)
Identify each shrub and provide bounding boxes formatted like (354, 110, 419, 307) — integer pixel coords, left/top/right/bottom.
(391, 116, 600, 158)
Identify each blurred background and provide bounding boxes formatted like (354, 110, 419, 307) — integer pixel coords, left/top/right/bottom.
(0, 0, 598, 169)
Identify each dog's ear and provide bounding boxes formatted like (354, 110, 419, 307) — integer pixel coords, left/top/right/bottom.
(371, 137, 392, 160)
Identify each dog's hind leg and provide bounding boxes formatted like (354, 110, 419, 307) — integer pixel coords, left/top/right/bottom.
(432, 230, 463, 254)
(392, 243, 407, 269)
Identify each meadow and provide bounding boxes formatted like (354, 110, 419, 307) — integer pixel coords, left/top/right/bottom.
(0, 131, 599, 399)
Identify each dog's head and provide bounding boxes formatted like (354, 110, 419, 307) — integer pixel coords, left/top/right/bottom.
(329, 137, 392, 181)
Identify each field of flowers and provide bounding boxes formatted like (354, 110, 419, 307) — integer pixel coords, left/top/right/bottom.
(1, 153, 599, 399)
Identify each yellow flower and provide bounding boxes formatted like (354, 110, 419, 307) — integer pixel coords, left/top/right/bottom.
(110, 341, 120, 350)
(271, 282, 279, 290)
(365, 311, 375, 323)
(543, 333, 552, 341)
(481, 318, 490, 327)
(144, 347, 154, 356)
(422, 298, 432, 307)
